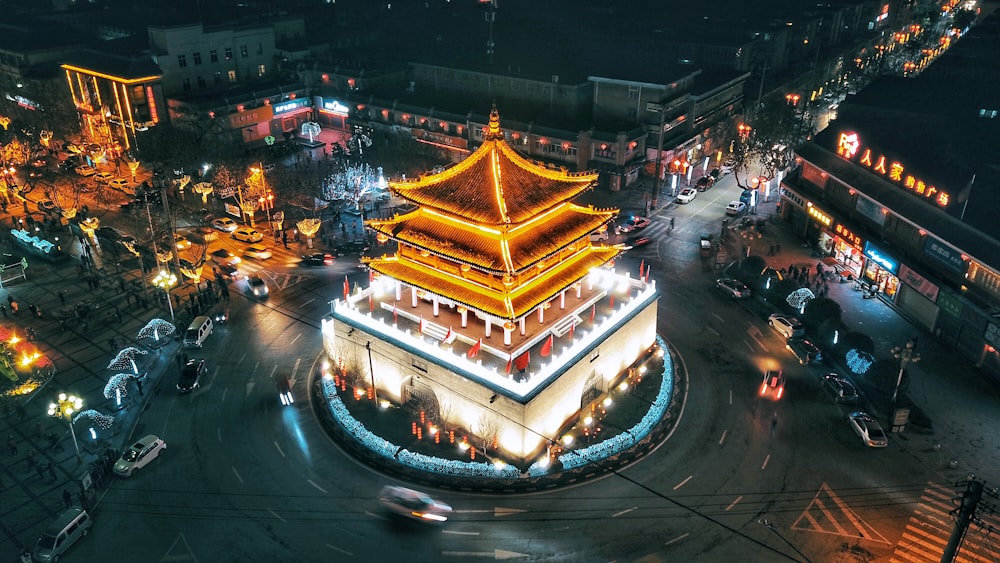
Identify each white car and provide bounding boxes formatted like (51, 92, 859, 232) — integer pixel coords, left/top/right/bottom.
(849, 412, 888, 448)
(676, 188, 697, 204)
(378, 485, 453, 524)
(212, 217, 238, 232)
(74, 165, 97, 177)
(247, 274, 269, 298)
(725, 201, 747, 216)
(233, 227, 264, 243)
(113, 435, 166, 477)
(620, 216, 650, 233)
(768, 314, 805, 338)
(243, 244, 273, 260)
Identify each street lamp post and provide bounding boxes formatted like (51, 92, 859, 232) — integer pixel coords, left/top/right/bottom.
(153, 269, 177, 322)
(258, 191, 274, 231)
(891, 339, 920, 403)
(48, 393, 83, 461)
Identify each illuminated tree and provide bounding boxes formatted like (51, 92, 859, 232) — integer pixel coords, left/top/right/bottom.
(108, 347, 148, 375)
(297, 218, 321, 248)
(72, 409, 114, 430)
(137, 319, 176, 342)
(475, 414, 500, 455)
(103, 373, 131, 400)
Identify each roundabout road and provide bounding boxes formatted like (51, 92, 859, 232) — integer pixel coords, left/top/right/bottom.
(67, 187, 940, 562)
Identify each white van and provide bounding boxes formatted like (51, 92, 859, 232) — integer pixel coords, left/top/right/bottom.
(183, 316, 213, 348)
(33, 507, 92, 562)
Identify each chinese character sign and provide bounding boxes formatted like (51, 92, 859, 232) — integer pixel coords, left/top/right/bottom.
(836, 130, 950, 208)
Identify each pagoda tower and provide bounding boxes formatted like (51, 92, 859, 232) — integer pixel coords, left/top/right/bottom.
(324, 108, 659, 461)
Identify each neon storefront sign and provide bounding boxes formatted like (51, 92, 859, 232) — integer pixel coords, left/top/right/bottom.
(323, 100, 349, 115)
(863, 241, 898, 273)
(273, 101, 303, 114)
(834, 223, 863, 248)
(806, 202, 832, 227)
(836, 131, 950, 208)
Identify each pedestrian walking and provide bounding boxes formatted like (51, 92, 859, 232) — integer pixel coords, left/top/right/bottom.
(62, 488, 72, 508)
(0, 303, 6, 318)
(58, 289, 66, 305)
(670, 217, 675, 230)
(47, 461, 56, 481)
(10, 300, 18, 314)
(135, 377, 144, 396)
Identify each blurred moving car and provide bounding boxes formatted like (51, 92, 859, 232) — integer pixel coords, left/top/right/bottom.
(625, 235, 651, 248)
(277, 375, 294, 405)
(725, 201, 747, 216)
(676, 187, 697, 204)
(211, 217, 238, 232)
(620, 216, 650, 233)
(233, 227, 264, 243)
(172, 233, 192, 251)
(822, 373, 859, 403)
(243, 244, 273, 260)
(247, 275, 269, 298)
(759, 369, 786, 400)
(768, 314, 805, 338)
(177, 358, 206, 393)
(695, 175, 715, 191)
(715, 277, 750, 299)
(786, 337, 822, 365)
(210, 248, 241, 266)
(378, 485, 453, 524)
(849, 412, 888, 448)
(588, 230, 609, 242)
(113, 435, 166, 477)
(301, 252, 334, 266)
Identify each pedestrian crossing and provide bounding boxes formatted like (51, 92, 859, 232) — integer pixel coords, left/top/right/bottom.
(892, 482, 1000, 563)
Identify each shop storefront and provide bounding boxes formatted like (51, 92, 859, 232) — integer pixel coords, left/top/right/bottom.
(896, 263, 940, 331)
(315, 97, 350, 130)
(822, 222, 865, 277)
(269, 98, 312, 136)
(862, 241, 900, 298)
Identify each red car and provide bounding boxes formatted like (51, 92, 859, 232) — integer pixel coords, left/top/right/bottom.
(759, 370, 786, 400)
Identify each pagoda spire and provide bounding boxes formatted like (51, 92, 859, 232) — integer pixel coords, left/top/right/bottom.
(485, 104, 503, 141)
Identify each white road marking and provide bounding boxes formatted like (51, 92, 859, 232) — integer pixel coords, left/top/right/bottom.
(290, 357, 302, 384)
(665, 532, 690, 546)
(290, 332, 301, 345)
(729, 389, 733, 405)
(706, 326, 719, 336)
(744, 339, 754, 353)
(719, 430, 727, 445)
(274, 441, 285, 458)
(761, 454, 770, 470)
(326, 544, 352, 556)
(612, 507, 637, 518)
(302, 297, 316, 306)
(308, 480, 327, 493)
(220, 388, 227, 403)
(726, 496, 743, 511)
(712, 313, 725, 323)
(442, 530, 480, 536)
(267, 508, 286, 522)
(232, 467, 244, 484)
(673, 475, 693, 490)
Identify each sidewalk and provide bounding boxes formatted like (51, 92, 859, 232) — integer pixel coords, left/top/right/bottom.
(0, 203, 182, 560)
(583, 177, 1000, 482)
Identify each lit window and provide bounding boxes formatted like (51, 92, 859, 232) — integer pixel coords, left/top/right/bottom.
(258, 64, 266, 77)
(227, 70, 236, 82)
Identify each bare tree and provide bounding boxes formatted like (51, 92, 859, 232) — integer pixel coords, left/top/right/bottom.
(474, 414, 500, 456)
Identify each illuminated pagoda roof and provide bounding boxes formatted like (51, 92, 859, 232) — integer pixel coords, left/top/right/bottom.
(365, 107, 620, 321)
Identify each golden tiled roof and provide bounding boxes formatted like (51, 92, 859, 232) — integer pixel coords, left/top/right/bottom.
(389, 110, 599, 225)
(367, 246, 621, 320)
(367, 203, 616, 273)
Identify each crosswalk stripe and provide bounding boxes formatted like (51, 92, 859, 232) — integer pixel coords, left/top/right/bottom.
(893, 482, 1000, 563)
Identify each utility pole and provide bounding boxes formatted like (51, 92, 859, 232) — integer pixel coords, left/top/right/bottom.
(648, 100, 668, 210)
(942, 479, 984, 562)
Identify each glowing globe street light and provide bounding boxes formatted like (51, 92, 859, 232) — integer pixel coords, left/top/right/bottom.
(48, 393, 84, 461)
(153, 269, 178, 322)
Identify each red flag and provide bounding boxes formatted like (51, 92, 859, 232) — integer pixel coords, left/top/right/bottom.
(610, 294, 614, 308)
(506, 354, 513, 374)
(540, 334, 553, 357)
(590, 304, 596, 323)
(368, 294, 373, 310)
(467, 339, 482, 359)
(443, 326, 456, 344)
(515, 350, 530, 371)
(569, 321, 575, 340)
(644, 266, 650, 283)
(419, 316, 425, 334)
(639, 259, 645, 280)
(392, 304, 398, 323)
(342, 276, 350, 300)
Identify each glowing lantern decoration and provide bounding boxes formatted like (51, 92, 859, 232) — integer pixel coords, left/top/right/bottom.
(193, 182, 214, 203)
